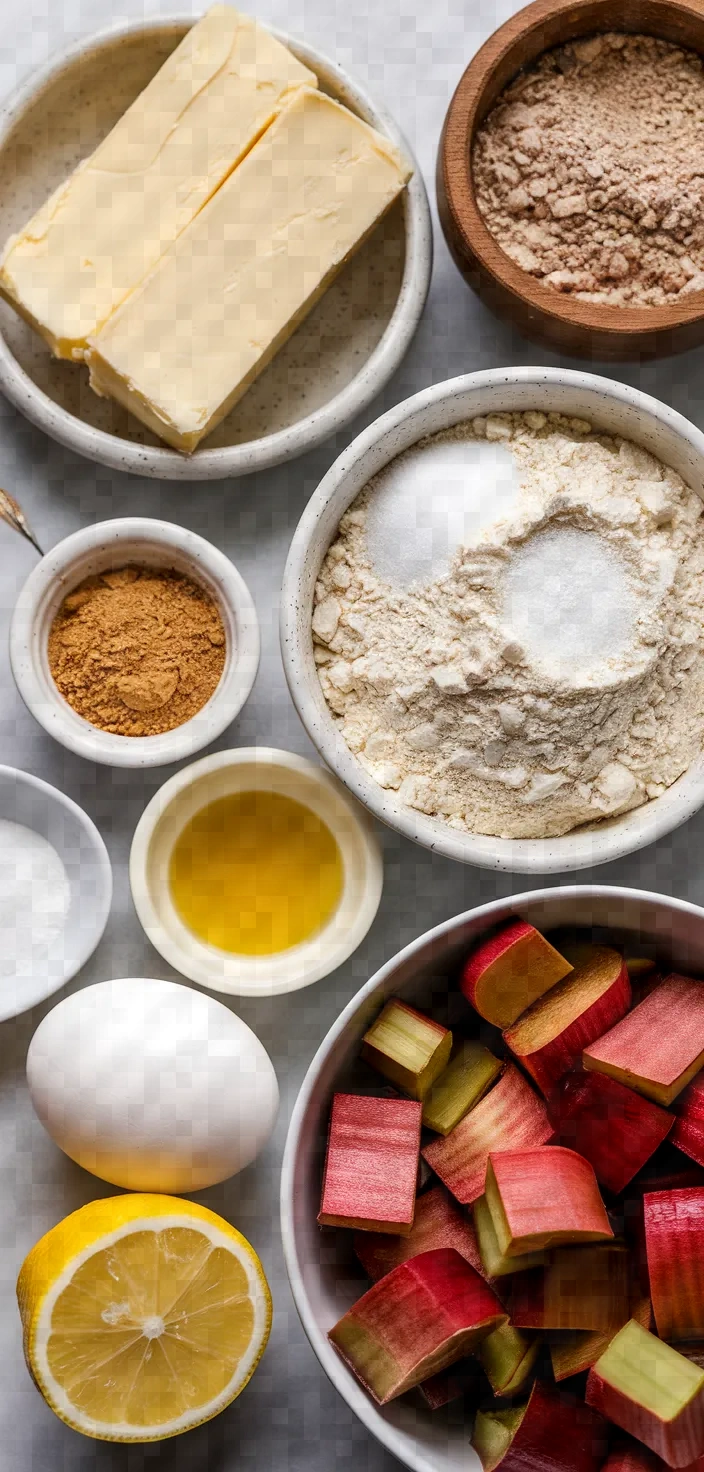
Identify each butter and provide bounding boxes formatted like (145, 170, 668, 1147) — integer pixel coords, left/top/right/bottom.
(86, 88, 412, 453)
(0, 7, 316, 359)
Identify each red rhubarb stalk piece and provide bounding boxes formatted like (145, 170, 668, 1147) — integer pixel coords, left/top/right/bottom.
(461, 920, 572, 1028)
(673, 1075, 704, 1170)
(472, 1379, 608, 1472)
(583, 974, 704, 1106)
(645, 1188, 704, 1340)
(586, 1319, 704, 1469)
(353, 1183, 490, 1285)
(510, 1243, 628, 1331)
(548, 1070, 673, 1194)
(318, 1092, 421, 1233)
(361, 999, 452, 1100)
(504, 948, 631, 1095)
(422, 1064, 553, 1206)
(328, 1247, 506, 1404)
(485, 1146, 613, 1256)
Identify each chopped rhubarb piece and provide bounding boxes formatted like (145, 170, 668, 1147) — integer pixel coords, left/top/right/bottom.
(461, 920, 572, 1028)
(318, 1093, 421, 1234)
(673, 1076, 704, 1170)
(645, 1188, 704, 1341)
(418, 1357, 480, 1409)
(511, 1243, 628, 1331)
(328, 1247, 506, 1404)
(472, 1380, 608, 1472)
(550, 1294, 652, 1382)
(479, 1321, 540, 1397)
(504, 948, 631, 1095)
(602, 1437, 704, 1472)
(422, 1064, 553, 1205)
(361, 999, 451, 1100)
(422, 1041, 503, 1135)
(583, 975, 704, 1107)
(485, 1146, 613, 1257)
(548, 1071, 673, 1194)
(586, 1319, 704, 1469)
(474, 1193, 546, 1278)
(353, 1183, 487, 1283)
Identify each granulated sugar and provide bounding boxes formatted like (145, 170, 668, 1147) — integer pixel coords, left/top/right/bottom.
(472, 33, 704, 306)
(312, 412, 704, 840)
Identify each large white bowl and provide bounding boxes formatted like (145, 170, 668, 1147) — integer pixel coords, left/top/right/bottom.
(0, 15, 432, 480)
(10, 517, 260, 768)
(281, 885, 704, 1472)
(0, 765, 112, 1020)
(281, 366, 704, 872)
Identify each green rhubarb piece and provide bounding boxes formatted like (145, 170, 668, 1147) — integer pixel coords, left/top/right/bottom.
(479, 1322, 540, 1396)
(473, 1195, 546, 1278)
(596, 1319, 704, 1422)
(422, 1042, 503, 1135)
(473, 1405, 527, 1472)
(362, 999, 452, 1100)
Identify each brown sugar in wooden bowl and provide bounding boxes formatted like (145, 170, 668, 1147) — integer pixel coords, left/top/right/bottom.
(437, 0, 704, 361)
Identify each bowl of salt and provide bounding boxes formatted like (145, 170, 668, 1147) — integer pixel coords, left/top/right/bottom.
(281, 366, 704, 873)
(0, 765, 112, 1020)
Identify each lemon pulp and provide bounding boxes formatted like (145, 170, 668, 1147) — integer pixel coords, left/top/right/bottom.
(168, 790, 344, 955)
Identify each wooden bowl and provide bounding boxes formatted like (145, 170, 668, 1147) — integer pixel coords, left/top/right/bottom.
(437, 0, 704, 361)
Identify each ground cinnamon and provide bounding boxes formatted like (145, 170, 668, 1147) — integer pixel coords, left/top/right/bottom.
(48, 565, 227, 736)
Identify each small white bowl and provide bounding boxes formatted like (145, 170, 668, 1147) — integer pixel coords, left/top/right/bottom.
(10, 517, 259, 768)
(281, 366, 704, 873)
(281, 884, 704, 1472)
(129, 747, 383, 997)
(0, 765, 112, 1021)
(0, 15, 432, 480)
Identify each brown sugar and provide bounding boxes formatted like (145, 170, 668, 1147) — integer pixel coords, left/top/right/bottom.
(48, 565, 227, 736)
(472, 33, 704, 306)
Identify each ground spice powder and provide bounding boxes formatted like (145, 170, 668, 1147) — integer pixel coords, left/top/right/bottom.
(473, 33, 704, 306)
(48, 566, 227, 736)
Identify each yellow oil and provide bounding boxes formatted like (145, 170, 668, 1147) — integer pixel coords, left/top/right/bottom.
(168, 789, 344, 956)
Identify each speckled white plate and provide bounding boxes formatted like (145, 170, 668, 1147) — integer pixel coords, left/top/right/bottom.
(0, 16, 432, 480)
(281, 367, 704, 873)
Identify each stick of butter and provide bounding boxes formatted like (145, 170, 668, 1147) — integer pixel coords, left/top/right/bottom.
(0, 7, 316, 360)
(86, 88, 412, 453)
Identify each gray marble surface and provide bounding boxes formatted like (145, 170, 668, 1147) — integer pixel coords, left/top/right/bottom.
(1, 0, 704, 1468)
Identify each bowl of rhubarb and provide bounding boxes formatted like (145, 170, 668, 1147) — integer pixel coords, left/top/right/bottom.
(282, 885, 704, 1472)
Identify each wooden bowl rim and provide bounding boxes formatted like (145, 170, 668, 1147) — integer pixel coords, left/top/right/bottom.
(440, 0, 704, 336)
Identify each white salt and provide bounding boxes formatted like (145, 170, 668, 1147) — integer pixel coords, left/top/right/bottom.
(0, 820, 70, 979)
(503, 526, 638, 680)
(364, 439, 520, 587)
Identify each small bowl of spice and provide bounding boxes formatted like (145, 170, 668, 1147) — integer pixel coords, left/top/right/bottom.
(129, 747, 383, 997)
(438, 0, 704, 359)
(10, 518, 260, 767)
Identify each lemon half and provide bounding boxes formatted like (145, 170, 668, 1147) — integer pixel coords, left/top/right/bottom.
(17, 1194, 272, 1442)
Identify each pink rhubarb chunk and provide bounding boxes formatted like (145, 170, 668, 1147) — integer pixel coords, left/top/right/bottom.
(548, 1070, 673, 1194)
(583, 975, 704, 1107)
(318, 1092, 421, 1233)
(422, 1064, 553, 1206)
(353, 1182, 490, 1283)
(461, 919, 572, 1029)
(644, 1188, 704, 1341)
(673, 1074, 704, 1169)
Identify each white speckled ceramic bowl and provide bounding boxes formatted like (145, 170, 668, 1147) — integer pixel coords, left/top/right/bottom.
(0, 16, 432, 480)
(10, 518, 259, 768)
(281, 366, 704, 873)
(281, 884, 704, 1472)
(0, 765, 112, 1021)
(129, 747, 383, 997)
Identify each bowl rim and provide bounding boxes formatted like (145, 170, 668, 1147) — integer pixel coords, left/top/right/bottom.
(280, 882, 704, 1472)
(439, 0, 704, 340)
(0, 13, 432, 481)
(128, 745, 384, 997)
(280, 364, 704, 872)
(9, 516, 260, 768)
(0, 763, 113, 1020)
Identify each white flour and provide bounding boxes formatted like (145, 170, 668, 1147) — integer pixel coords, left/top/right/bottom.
(0, 821, 70, 978)
(312, 412, 704, 840)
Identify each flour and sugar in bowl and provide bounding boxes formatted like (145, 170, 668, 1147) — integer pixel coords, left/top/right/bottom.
(312, 408, 704, 841)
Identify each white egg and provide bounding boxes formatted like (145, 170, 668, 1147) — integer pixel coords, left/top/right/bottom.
(26, 977, 279, 1192)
